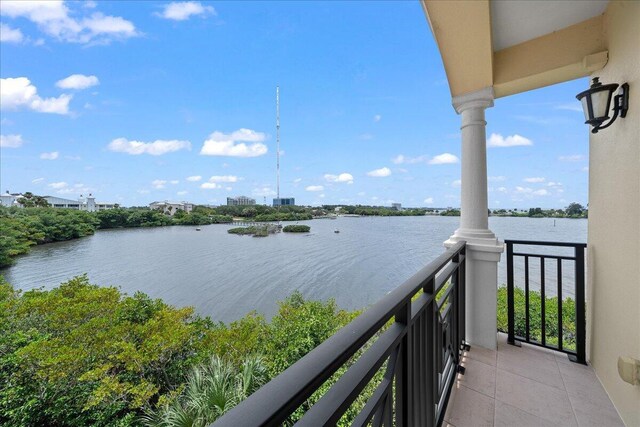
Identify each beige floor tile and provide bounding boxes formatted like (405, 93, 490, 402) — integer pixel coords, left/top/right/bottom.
(569, 393, 625, 427)
(497, 340, 556, 362)
(465, 345, 498, 367)
(494, 400, 559, 427)
(456, 357, 497, 398)
(446, 384, 495, 427)
(495, 369, 577, 426)
(497, 349, 565, 390)
(557, 362, 618, 412)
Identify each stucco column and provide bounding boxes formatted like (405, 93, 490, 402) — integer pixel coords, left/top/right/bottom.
(445, 87, 504, 350)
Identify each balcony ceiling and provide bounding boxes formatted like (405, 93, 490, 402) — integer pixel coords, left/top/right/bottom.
(491, 0, 609, 51)
(421, 0, 610, 99)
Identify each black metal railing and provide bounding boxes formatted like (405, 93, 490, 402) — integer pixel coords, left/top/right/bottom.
(213, 241, 467, 426)
(506, 240, 586, 364)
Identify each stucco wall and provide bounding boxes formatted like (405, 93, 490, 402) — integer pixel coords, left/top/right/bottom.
(588, 1, 640, 425)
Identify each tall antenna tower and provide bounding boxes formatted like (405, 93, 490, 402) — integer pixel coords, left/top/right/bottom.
(276, 86, 280, 201)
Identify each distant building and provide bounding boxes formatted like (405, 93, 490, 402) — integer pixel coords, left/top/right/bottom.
(273, 197, 295, 207)
(0, 192, 22, 207)
(227, 196, 256, 206)
(391, 203, 402, 210)
(0, 192, 116, 212)
(149, 201, 194, 216)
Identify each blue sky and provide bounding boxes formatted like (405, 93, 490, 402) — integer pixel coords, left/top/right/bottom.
(0, 1, 589, 208)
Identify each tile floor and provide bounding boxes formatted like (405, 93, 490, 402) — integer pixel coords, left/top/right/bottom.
(443, 333, 625, 427)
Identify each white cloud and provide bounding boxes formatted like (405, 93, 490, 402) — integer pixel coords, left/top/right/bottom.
(524, 177, 545, 183)
(582, 166, 589, 172)
(367, 167, 392, 177)
(107, 137, 191, 155)
(293, 178, 302, 183)
(170, 180, 179, 185)
(200, 128, 268, 157)
(157, 2, 216, 21)
(177, 190, 188, 196)
(428, 153, 459, 165)
(32, 177, 44, 183)
(373, 114, 381, 122)
(0, 134, 23, 148)
(48, 181, 67, 189)
(152, 179, 167, 189)
(305, 185, 324, 192)
(497, 187, 507, 193)
(555, 102, 583, 112)
(186, 175, 202, 182)
(0, 1, 139, 44)
(200, 182, 220, 189)
(488, 176, 506, 182)
(424, 197, 434, 204)
(487, 133, 533, 148)
(205, 175, 239, 183)
(252, 186, 276, 197)
(0, 23, 23, 43)
(451, 179, 461, 187)
(532, 189, 549, 196)
(357, 191, 366, 196)
(56, 74, 99, 90)
(558, 154, 586, 162)
(392, 154, 428, 165)
(40, 151, 59, 160)
(1, 77, 71, 114)
(324, 173, 354, 184)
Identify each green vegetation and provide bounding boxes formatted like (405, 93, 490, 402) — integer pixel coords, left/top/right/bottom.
(283, 225, 310, 233)
(324, 205, 427, 216)
(496, 286, 577, 350)
(491, 202, 588, 219)
(0, 207, 99, 268)
(227, 225, 273, 237)
(0, 206, 233, 268)
(439, 209, 461, 216)
(0, 277, 358, 426)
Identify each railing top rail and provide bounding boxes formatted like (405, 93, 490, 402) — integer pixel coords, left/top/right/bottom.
(212, 240, 466, 427)
(505, 239, 586, 248)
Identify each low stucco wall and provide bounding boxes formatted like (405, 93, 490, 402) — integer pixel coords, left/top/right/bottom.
(588, 2, 640, 425)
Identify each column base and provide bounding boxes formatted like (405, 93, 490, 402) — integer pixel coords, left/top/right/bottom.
(445, 230, 504, 350)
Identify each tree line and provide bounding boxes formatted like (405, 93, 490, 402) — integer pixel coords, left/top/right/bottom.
(0, 276, 359, 426)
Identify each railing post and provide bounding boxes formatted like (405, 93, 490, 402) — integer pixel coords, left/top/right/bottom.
(424, 277, 436, 426)
(395, 301, 412, 427)
(506, 241, 515, 345)
(573, 245, 587, 364)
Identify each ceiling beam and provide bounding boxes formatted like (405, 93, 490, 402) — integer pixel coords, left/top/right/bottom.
(493, 15, 608, 97)
(421, 0, 493, 98)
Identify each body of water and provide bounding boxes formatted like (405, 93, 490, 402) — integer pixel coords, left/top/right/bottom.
(1, 216, 587, 323)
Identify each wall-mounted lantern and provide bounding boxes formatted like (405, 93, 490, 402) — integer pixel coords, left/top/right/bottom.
(576, 77, 629, 133)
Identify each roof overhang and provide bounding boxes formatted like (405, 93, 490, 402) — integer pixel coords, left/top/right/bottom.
(421, 0, 610, 99)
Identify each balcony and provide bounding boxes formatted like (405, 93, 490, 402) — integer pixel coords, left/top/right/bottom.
(445, 333, 624, 427)
(212, 238, 625, 426)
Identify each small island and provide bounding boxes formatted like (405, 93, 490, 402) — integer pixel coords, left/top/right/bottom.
(283, 225, 310, 233)
(227, 224, 279, 237)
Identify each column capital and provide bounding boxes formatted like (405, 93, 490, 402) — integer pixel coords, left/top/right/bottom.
(452, 86, 494, 114)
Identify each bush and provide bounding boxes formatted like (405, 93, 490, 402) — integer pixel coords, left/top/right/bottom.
(496, 286, 577, 350)
(282, 225, 310, 233)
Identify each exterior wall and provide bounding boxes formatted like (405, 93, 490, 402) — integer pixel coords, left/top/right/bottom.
(588, 2, 640, 425)
(0, 194, 19, 207)
(227, 196, 256, 206)
(273, 197, 295, 207)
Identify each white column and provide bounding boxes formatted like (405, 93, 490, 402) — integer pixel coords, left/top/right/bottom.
(444, 87, 504, 351)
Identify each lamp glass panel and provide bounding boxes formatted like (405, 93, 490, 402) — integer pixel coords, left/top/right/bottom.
(580, 97, 590, 121)
(591, 89, 612, 119)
